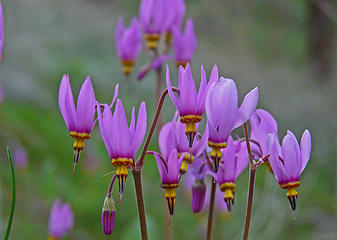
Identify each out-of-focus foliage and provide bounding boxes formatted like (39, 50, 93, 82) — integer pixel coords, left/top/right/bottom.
(0, 0, 336, 239)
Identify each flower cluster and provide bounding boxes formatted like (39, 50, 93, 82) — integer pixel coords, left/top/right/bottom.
(115, 0, 196, 77)
(55, 0, 312, 238)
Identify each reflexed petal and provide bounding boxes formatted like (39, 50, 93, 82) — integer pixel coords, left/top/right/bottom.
(166, 65, 180, 109)
(235, 141, 249, 179)
(220, 137, 236, 181)
(300, 129, 311, 173)
(58, 75, 76, 131)
(283, 130, 301, 179)
(113, 99, 131, 157)
(76, 76, 96, 133)
(129, 107, 135, 138)
(131, 102, 147, 156)
(115, 17, 125, 58)
(192, 124, 209, 157)
(159, 121, 177, 160)
(139, 0, 153, 27)
(174, 120, 189, 153)
(267, 133, 287, 184)
(179, 63, 198, 115)
(167, 149, 180, 183)
(109, 84, 119, 108)
(99, 104, 114, 158)
(151, 151, 168, 183)
(233, 87, 259, 130)
(196, 65, 207, 115)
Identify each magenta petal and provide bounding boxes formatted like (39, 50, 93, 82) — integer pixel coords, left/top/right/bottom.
(300, 129, 311, 173)
(152, 151, 169, 184)
(192, 124, 209, 157)
(282, 130, 301, 180)
(129, 107, 136, 138)
(267, 133, 287, 184)
(233, 87, 259, 130)
(48, 199, 74, 238)
(131, 102, 147, 156)
(234, 141, 249, 179)
(113, 99, 131, 158)
(196, 65, 207, 115)
(115, 17, 125, 59)
(58, 75, 76, 132)
(179, 63, 198, 115)
(220, 137, 236, 182)
(166, 65, 179, 109)
(109, 84, 119, 108)
(159, 121, 177, 160)
(76, 76, 96, 133)
(99, 104, 114, 158)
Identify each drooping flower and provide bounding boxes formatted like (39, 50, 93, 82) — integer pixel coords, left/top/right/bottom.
(139, 0, 168, 49)
(97, 99, 147, 194)
(13, 146, 28, 169)
(166, 64, 218, 147)
(115, 17, 142, 75)
(0, 2, 4, 61)
(159, 117, 208, 175)
(215, 137, 248, 211)
(48, 199, 74, 239)
(249, 109, 278, 171)
(151, 149, 186, 215)
(102, 195, 116, 236)
(164, 0, 186, 44)
(172, 19, 197, 68)
(267, 130, 311, 211)
(58, 75, 106, 175)
(188, 156, 212, 213)
(206, 77, 258, 171)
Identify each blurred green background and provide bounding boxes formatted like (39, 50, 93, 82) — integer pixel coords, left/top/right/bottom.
(0, 0, 336, 239)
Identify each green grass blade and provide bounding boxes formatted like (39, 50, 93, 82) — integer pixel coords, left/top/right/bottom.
(4, 147, 16, 240)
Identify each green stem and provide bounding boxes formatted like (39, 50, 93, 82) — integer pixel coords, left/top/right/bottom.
(4, 147, 16, 240)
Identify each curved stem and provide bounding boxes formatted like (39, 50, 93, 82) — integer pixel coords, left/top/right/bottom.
(206, 179, 217, 240)
(4, 147, 16, 240)
(132, 169, 148, 240)
(242, 122, 258, 240)
(135, 87, 179, 169)
(107, 174, 117, 198)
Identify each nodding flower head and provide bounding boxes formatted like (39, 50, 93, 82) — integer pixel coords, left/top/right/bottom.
(250, 109, 278, 172)
(215, 137, 248, 211)
(267, 130, 311, 211)
(159, 117, 208, 175)
(115, 17, 142, 75)
(187, 156, 212, 213)
(0, 3, 3, 61)
(172, 19, 197, 68)
(139, 0, 168, 49)
(151, 149, 186, 215)
(98, 99, 147, 194)
(206, 77, 258, 172)
(58, 75, 100, 175)
(164, 0, 186, 44)
(166, 64, 218, 148)
(102, 196, 116, 236)
(48, 199, 74, 239)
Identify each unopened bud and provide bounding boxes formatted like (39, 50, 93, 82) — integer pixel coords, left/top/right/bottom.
(191, 179, 206, 213)
(102, 196, 116, 236)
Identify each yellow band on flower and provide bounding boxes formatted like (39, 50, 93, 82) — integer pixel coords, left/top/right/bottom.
(144, 34, 160, 49)
(220, 182, 236, 193)
(286, 188, 298, 198)
(111, 158, 133, 167)
(180, 115, 202, 124)
(280, 181, 300, 189)
(70, 131, 91, 139)
(116, 165, 128, 176)
(121, 59, 135, 75)
(161, 183, 178, 189)
(176, 61, 188, 68)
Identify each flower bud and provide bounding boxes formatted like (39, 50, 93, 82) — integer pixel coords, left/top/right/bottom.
(102, 196, 116, 236)
(191, 179, 206, 213)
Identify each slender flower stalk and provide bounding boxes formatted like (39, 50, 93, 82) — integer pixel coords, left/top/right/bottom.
(267, 130, 311, 211)
(242, 122, 257, 240)
(206, 179, 216, 240)
(4, 148, 15, 240)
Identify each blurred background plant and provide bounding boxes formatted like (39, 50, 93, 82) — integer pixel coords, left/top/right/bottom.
(0, 0, 336, 239)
